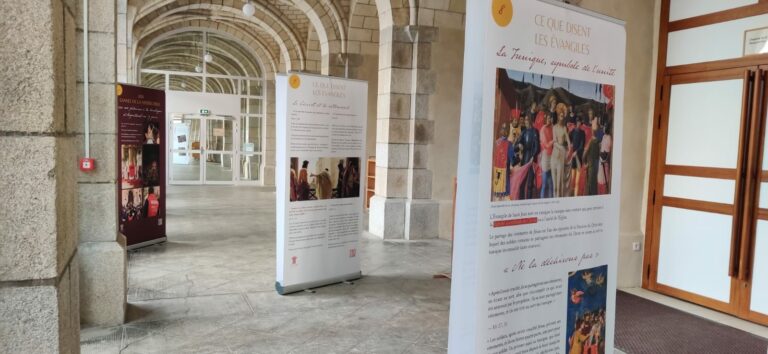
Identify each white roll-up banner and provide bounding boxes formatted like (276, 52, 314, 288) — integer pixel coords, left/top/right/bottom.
(275, 73, 368, 295)
(449, 1, 626, 353)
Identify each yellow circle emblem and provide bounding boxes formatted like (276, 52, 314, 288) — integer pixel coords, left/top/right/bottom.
(289, 74, 301, 89)
(492, 0, 513, 27)
(116, 84, 123, 96)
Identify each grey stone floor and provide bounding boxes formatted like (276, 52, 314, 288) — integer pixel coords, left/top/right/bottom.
(81, 186, 453, 354)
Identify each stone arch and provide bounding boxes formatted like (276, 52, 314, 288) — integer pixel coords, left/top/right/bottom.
(290, 0, 344, 75)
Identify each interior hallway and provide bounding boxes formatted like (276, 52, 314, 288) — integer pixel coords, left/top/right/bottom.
(81, 186, 453, 353)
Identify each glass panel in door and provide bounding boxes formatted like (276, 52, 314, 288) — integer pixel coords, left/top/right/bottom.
(240, 154, 262, 182)
(204, 116, 235, 184)
(169, 115, 202, 183)
(750, 221, 768, 316)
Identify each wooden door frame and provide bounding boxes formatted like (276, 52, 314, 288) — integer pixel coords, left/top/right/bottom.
(644, 0, 768, 325)
(645, 67, 753, 316)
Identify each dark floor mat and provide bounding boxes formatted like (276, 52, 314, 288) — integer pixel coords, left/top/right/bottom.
(615, 291, 768, 354)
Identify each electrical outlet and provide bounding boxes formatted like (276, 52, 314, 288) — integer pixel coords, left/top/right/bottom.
(632, 242, 641, 252)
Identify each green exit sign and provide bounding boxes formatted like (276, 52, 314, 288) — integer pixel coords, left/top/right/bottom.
(200, 109, 210, 116)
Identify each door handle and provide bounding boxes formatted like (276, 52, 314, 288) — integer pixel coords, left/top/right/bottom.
(739, 68, 766, 281)
(731, 70, 754, 278)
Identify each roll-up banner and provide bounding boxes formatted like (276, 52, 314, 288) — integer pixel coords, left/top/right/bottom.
(116, 84, 167, 249)
(275, 73, 368, 295)
(449, 1, 625, 353)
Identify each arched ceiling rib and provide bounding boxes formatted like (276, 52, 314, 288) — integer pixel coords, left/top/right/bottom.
(129, 0, 361, 76)
(136, 19, 281, 74)
(139, 30, 269, 86)
(135, 3, 305, 70)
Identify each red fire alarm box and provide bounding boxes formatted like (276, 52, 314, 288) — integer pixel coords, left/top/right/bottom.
(79, 158, 96, 172)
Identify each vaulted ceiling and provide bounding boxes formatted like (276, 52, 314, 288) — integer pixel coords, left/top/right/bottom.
(129, 0, 371, 77)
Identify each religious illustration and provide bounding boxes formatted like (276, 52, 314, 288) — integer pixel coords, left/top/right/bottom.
(491, 68, 615, 202)
(289, 157, 361, 202)
(566, 265, 608, 354)
(121, 144, 143, 189)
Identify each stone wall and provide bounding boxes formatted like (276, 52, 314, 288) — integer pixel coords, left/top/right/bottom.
(0, 1, 81, 352)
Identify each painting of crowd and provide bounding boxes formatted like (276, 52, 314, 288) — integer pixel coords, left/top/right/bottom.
(120, 186, 161, 224)
(492, 69, 615, 202)
(289, 157, 361, 202)
(566, 265, 608, 354)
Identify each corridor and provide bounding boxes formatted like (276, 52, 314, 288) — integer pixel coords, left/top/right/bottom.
(81, 186, 453, 353)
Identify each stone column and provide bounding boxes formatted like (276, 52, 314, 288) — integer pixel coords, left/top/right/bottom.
(75, 0, 127, 326)
(0, 1, 80, 352)
(369, 25, 440, 240)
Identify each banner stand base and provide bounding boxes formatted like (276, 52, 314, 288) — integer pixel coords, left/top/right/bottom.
(127, 237, 167, 251)
(275, 271, 362, 295)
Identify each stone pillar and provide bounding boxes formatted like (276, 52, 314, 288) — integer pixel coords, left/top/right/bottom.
(369, 25, 440, 240)
(0, 1, 80, 352)
(116, 0, 128, 83)
(75, 0, 127, 326)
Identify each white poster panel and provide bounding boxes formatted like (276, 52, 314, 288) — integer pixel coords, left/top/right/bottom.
(449, 1, 626, 353)
(275, 73, 368, 294)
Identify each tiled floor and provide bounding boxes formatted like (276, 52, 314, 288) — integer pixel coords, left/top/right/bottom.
(81, 185, 453, 353)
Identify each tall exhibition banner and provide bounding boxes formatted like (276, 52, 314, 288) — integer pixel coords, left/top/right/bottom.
(116, 84, 167, 248)
(275, 73, 368, 294)
(449, 1, 625, 353)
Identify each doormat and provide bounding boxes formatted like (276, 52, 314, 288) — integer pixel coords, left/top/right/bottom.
(616, 291, 768, 354)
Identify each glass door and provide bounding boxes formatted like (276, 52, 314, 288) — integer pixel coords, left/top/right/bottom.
(169, 114, 203, 184)
(203, 115, 236, 184)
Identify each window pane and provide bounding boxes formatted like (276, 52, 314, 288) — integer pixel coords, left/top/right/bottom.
(657, 207, 733, 302)
(140, 73, 165, 90)
(751, 220, 768, 315)
(665, 79, 743, 169)
(663, 175, 734, 204)
(240, 116, 262, 152)
(249, 99, 262, 114)
(206, 119, 233, 151)
(205, 153, 233, 182)
(248, 80, 263, 96)
(169, 75, 202, 92)
(206, 77, 236, 94)
(667, 14, 768, 66)
(171, 152, 200, 182)
(669, 0, 757, 21)
(240, 154, 262, 181)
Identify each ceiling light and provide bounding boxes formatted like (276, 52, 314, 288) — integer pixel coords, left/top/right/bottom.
(195, 64, 203, 73)
(204, 52, 213, 63)
(242, 1, 256, 16)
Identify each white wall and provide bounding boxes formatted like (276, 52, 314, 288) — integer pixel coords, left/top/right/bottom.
(166, 91, 240, 117)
